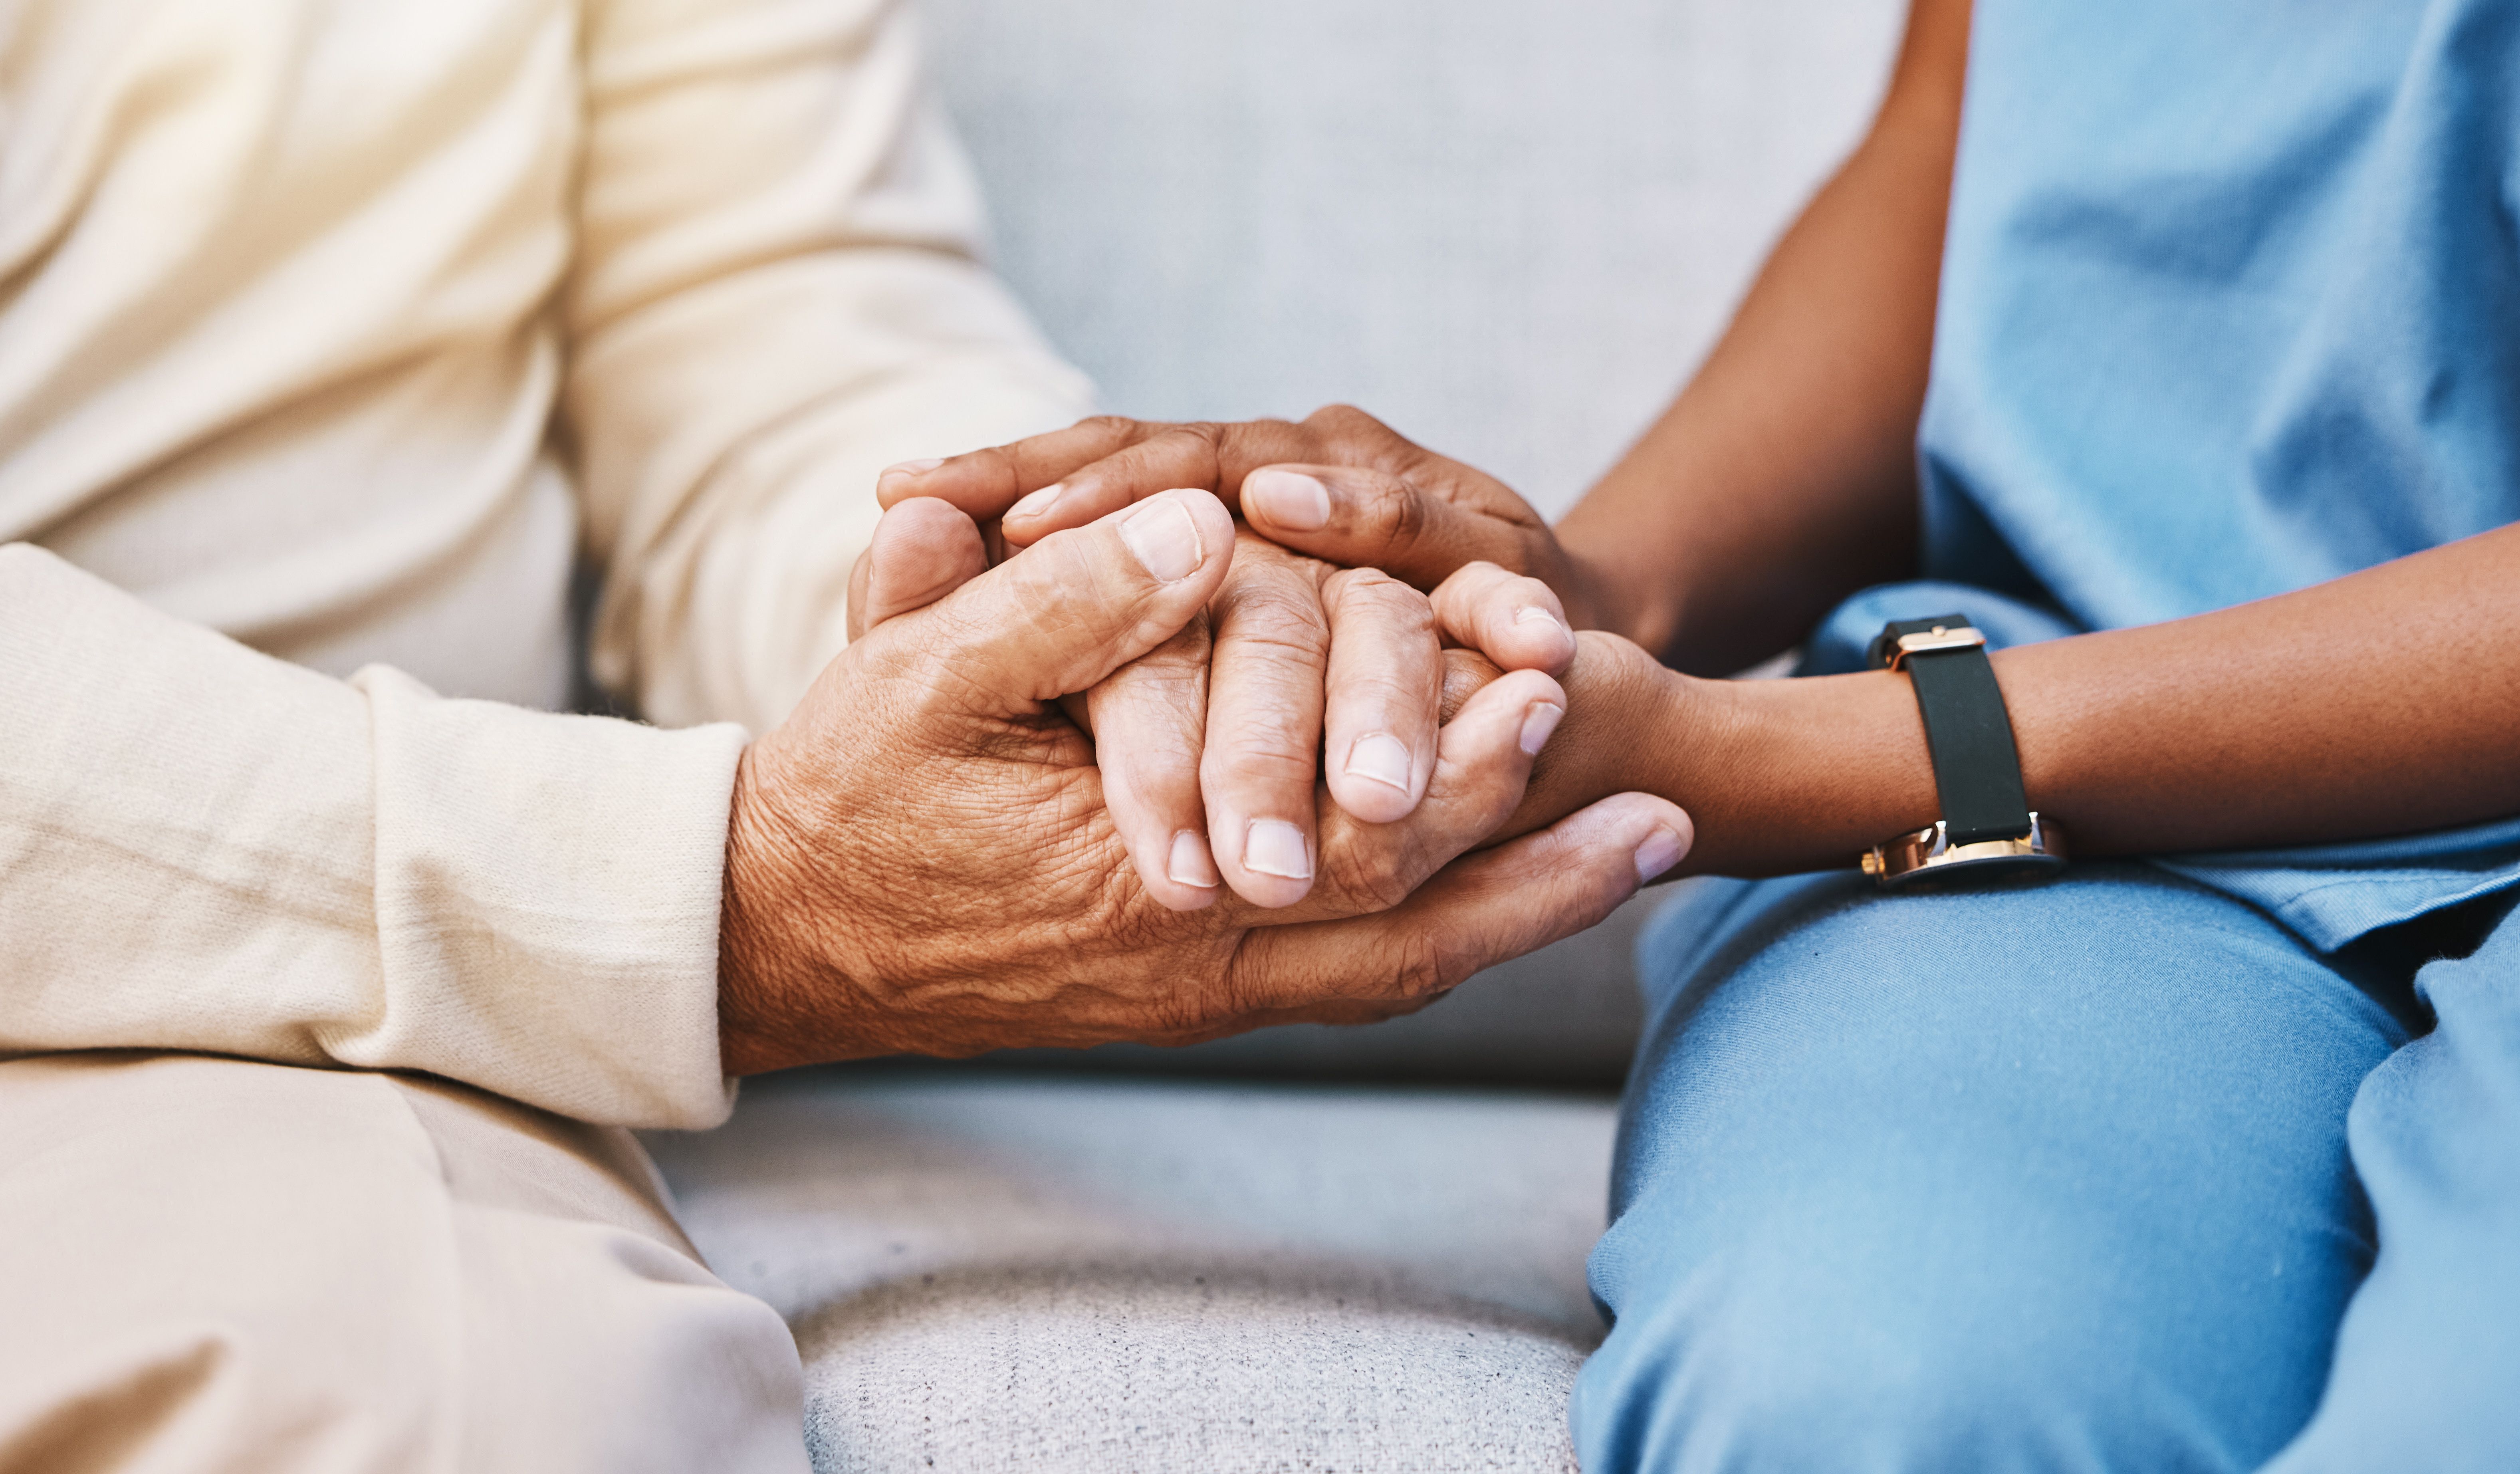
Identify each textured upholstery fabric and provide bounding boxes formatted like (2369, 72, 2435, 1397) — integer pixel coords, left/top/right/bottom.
(649, 1072, 1619, 1472)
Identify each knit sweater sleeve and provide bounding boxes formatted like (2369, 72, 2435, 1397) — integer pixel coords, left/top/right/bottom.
(0, 544, 747, 1129)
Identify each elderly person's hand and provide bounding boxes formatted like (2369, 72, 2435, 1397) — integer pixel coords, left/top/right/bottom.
(720, 490, 1691, 1076)
(872, 413, 1589, 913)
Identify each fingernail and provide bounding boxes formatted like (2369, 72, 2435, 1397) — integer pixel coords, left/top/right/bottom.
(1519, 702, 1565, 756)
(1166, 829, 1221, 888)
(1344, 732, 1414, 792)
(1245, 470, 1331, 531)
(1008, 482, 1065, 520)
(1117, 494, 1205, 582)
(1634, 825, 1685, 883)
(1243, 818, 1313, 879)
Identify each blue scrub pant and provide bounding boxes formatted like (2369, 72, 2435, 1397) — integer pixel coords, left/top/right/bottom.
(1573, 863, 2520, 1472)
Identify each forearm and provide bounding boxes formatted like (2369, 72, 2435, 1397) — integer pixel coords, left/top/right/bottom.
(1545, 522, 2520, 874)
(1556, 0, 1970, 675)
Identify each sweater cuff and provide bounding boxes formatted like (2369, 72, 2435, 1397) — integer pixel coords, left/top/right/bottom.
(347, 667, 748, 1129)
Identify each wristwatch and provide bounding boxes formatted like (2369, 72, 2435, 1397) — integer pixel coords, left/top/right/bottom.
(1860, 615, 2066, 887)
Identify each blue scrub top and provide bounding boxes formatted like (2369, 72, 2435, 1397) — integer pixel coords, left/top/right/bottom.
(1803, 0, 2520, 949)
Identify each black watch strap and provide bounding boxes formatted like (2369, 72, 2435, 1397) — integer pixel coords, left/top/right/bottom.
(1866, 615, 2032, 845)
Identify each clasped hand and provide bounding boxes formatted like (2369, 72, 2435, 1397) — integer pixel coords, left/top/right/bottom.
(867, 425, 1589, 913)
(879, 406, 1683, 886)
(717, 482, 1688, 1076)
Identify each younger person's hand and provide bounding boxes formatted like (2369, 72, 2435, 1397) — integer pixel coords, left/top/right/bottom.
(876, 405, 1606, 628)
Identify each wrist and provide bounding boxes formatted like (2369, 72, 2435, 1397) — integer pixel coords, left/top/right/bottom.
(718, 745, 860, 1077)
(1644, 667, 1940, 878)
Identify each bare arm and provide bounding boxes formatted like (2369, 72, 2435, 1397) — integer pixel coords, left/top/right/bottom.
(1453, 0, 2520, 874)
(1522, 520, 2520, 875)
(1555, 0, 1970, 674)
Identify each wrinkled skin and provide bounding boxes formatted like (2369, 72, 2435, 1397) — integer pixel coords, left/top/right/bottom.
(718, 490, 1691, 1075)
(871, 413, 1589, 912)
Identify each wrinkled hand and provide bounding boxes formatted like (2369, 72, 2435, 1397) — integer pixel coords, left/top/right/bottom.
(860, 415, 1589, 915)
(876, 405, 1602, 623)
(719, 491, 1691, 1076)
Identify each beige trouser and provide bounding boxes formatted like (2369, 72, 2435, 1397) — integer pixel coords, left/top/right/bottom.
(0, 1053, 809, 1474)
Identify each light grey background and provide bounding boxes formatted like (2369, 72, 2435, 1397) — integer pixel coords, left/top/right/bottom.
(923, 0, 1905, 518)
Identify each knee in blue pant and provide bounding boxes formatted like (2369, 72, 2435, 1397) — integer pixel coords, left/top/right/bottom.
(1574, 869, 2407, 1474)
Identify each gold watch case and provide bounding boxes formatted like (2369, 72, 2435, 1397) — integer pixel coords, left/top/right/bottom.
(1861, 812, 2069, 888)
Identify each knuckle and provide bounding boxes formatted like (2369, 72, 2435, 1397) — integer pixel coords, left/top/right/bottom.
(1223, 414, 1302, 445)
(1197, 940, 1279, 1031)
(1377, 476, 1432, 555)
(1381, 931, 1451, 1000)
(1330, 564, 1410, 599)
(1110, 425, 1226, 487)
(1226, 598, 1332, 652)
(971, 445, 1025, 492)
(1326, 843, 1418, 915)
(1215, 577, 1332, 646)
(1199, 733, 1316, 787)
(1326, 566, 1432, 622)
(1304, 403, 1388, 438)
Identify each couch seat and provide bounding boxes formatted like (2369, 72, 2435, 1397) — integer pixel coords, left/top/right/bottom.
(647, 1071, 1618, 1473)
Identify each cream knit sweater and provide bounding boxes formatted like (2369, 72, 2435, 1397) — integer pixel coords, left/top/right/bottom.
(0, 0, 1092, 1127)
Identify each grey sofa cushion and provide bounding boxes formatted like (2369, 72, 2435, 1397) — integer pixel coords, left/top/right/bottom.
(648, 1071, 1619, 1472)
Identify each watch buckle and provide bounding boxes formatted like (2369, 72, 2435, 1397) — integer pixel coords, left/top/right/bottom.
(1885, 623, 1987, 671)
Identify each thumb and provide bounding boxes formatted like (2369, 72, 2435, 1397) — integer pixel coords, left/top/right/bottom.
(878, 488, 1237, 710)
(849, 497, 989, 642)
